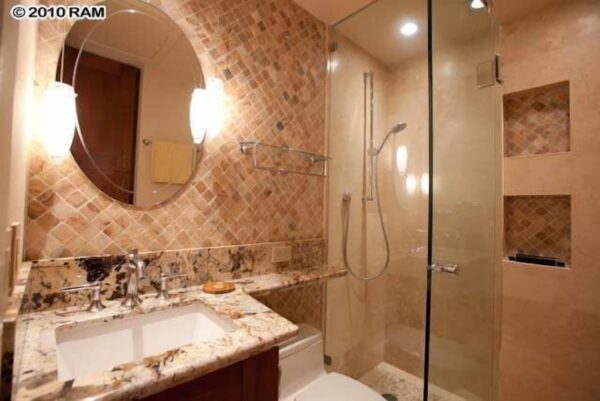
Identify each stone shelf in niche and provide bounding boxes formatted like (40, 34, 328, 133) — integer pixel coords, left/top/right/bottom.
(503, 81, 570, 157)
(504, 195, 571, 268)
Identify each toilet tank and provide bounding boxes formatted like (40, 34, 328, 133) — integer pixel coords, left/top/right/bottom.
(279, 324, 326, 401)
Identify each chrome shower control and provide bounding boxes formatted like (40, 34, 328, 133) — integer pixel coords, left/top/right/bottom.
(428, 262, 460, 275)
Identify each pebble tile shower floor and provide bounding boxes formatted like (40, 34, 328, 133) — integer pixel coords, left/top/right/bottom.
(359, 362, 463, 401)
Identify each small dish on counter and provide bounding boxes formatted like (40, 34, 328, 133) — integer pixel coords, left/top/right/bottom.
(202, 281, 236, 294)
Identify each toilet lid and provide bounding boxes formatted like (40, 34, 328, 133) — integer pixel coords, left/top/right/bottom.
(295, 372, 385, 401)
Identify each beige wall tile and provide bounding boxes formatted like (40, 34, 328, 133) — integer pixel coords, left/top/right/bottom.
(500, 1, 600, 400)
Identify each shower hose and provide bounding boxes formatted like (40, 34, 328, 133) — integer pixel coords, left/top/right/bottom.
(342, 152, 390, 281)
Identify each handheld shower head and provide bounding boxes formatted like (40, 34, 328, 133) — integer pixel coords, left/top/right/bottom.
(389, 121, 407, 134)
(373, 122, 407, 155)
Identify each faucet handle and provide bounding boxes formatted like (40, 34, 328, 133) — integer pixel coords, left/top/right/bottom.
(126, 249, 141, 264)
(156, 272, 187, 300)
(125, 249, 145, 277)
(62, 281, 105, 312)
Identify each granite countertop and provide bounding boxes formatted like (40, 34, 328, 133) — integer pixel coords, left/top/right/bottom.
(233, 265, 346, 296)
(12, 266, 346, 400)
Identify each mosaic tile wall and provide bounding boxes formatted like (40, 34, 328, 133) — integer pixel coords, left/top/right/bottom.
(504, 81, 570, 157)
(22, 238, 325, 312)
(254, 282, 323, 329)
(26, 0, 327, 260)
(504, 195, 571, 265)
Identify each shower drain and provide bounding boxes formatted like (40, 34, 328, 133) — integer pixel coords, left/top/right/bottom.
(382, 394, 398, 401)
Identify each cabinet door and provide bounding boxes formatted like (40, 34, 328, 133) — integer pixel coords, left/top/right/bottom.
(143, 347, 279, 401)
(143, 362, 243, 401)
(242, 347, 279, 401)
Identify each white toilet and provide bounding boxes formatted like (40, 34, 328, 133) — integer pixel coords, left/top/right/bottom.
(279, 323, 385, 401)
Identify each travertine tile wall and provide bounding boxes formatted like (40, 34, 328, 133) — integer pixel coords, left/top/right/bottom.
(25, 0, 327, 260)
(504, 195, 571, 264)
(504, 81, 570, 157)
(501, 1, 600, 400)
(254, 283, 323, 330)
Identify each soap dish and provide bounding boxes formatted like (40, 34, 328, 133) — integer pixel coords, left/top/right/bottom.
(202, 281, 235, 294)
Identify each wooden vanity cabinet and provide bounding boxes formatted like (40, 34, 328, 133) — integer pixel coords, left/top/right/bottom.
(142, 347, 279, 401)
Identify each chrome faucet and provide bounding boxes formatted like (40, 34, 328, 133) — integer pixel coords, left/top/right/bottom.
(122, 249, 145, 307)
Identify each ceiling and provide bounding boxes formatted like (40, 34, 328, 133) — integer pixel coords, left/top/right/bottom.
(333, 0, 427, 68)
(494, 0, 567, 23)
(294, 0, 570, 26)
(293, 0, 376, 25)
(293, 0, 564, 68)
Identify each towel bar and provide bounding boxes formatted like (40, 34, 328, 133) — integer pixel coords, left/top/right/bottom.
(240, 140, 330, 177)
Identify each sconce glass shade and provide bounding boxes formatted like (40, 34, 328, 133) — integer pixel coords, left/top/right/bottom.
(205, 77, 224, 139)
(190, 87, 210, 144)
(41, 82, 77, 163)
(189, 77, 225, 144)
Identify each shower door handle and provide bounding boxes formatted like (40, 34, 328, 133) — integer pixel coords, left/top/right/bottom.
(428, 262, 460, 275)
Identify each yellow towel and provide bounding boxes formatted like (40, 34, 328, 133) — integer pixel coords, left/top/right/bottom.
(151, 140, 195, 184)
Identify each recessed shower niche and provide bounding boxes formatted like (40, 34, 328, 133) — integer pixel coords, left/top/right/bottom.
(504, 81, 570, 157)
(504, 195, 571, 267)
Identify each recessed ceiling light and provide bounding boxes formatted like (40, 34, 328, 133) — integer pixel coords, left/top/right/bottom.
(469, 0, 488, 10)
(400, 22, 418, 36)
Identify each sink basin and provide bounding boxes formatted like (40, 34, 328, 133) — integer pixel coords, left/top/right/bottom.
(55, 303, 237, 381)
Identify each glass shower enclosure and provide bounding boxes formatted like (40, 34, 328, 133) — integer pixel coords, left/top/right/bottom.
(325, 0, 500, 400)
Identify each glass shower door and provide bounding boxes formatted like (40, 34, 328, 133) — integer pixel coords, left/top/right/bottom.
(426, 1, 500, 400)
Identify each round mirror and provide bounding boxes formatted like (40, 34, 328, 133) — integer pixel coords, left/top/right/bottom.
(58, 0, 204, 207)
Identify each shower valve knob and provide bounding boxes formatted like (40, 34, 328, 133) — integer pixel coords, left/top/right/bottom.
(428, 262, 460, 275)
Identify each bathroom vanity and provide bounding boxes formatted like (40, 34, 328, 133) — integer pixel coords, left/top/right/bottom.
(8, 264, 344, 400)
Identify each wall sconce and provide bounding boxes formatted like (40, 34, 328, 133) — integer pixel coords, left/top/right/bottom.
(395, 145, 408, 176)
(190, 77, 225, 144)
(40, 81, 77, 164)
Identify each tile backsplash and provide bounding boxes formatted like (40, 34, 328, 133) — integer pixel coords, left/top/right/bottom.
(504, 81, 570, 157)
(26, 0, 327, 260)
(504, 195, 571, 265)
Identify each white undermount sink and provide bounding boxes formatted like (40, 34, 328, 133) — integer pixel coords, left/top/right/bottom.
(55, 303, 237, 381)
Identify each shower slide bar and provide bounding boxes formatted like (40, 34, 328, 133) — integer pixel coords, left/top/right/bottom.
(240, 140, 330, 177)
(364, 70, 375, 200)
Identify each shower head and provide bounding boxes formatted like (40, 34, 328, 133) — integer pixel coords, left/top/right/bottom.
(373, 122, 407, 155)
(389, 122, 407, 134)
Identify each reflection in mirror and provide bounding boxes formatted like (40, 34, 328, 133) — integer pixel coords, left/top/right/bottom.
(58, 0, 204, 207)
